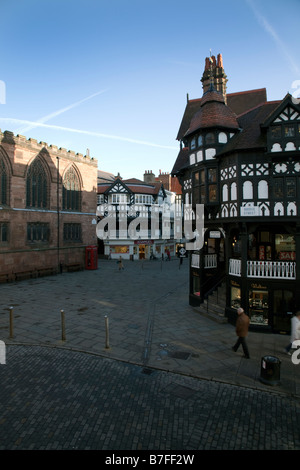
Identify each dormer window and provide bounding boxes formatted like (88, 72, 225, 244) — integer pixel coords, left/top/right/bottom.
(267, 101, 300, 153)
(197, 135, 203, 146)
(191, 137, 196, 150)
(109, 193, 129, 204)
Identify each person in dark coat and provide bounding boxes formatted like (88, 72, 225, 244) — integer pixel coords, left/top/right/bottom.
(232, 307, 250, 359)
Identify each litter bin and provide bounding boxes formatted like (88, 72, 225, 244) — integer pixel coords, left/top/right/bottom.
(260, 355, 281, 386)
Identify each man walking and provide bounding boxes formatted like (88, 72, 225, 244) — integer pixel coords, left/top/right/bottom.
(232, 307, 250, 359)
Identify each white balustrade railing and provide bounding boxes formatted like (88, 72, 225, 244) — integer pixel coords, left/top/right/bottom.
(229, 258, 241, 276)
(204, 254, 217, 269)
(229, 259, 296, 279)
(247, 260, 296, 279)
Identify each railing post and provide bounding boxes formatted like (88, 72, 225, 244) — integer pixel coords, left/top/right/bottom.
(9, 306, 14, 339)
(105, 315, 110, 349)
(61, 309, 66, 341)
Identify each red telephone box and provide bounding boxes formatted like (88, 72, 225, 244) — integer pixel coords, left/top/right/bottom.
(85, 245, 98, 270)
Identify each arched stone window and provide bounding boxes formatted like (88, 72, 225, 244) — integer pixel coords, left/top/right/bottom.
(0, 157, 8, 205)
(62, 166, 81, 211)
(26, 158, 49, 209)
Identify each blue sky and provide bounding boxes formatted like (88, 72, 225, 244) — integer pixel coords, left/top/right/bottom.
(0, 0, 299, 180)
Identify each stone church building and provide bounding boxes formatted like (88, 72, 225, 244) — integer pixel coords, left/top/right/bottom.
(0, 130, 98, 281)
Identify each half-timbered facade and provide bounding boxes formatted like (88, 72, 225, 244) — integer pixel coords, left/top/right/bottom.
(97, 176, 178, 260)
(172, 53, 300, 332)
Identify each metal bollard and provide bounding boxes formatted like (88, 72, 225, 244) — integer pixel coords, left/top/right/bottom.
(105, 315, 110, 349)
(9, 306, 14, 339)
(61, 309, 66, 341)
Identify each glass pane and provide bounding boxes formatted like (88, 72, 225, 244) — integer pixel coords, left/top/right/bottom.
(208, 168, 217, 182)
(275, 234, 295, 260)
(200, 169, 205, 183)
(249, 289, 269, 325)
(284, 125, 295, 137)
(205, 132, 215, 144)
(209, 185, 217, 202)
(231, 286, 241, 309)
(192, 273, 200, 296)
(286, 178, 296, 197)
(271, 126, 281, 139)
(274, 178, 283, 198)
(200, 186, 206, 203)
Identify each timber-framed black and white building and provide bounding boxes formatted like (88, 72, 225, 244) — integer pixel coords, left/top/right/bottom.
(172, 53, 300, 333)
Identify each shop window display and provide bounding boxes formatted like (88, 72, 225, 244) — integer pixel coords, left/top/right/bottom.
(192, 271, 200, 296)
(249, 288, 269, 325)
(231, 286, 241, 309)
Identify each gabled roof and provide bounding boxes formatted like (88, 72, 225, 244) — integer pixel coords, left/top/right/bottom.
(260, 93, 300, 127)
(218, 101, 281, 156)
(98, 177, 166, 197)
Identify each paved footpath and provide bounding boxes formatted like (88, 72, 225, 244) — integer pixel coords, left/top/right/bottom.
(0, 259, 300, 452)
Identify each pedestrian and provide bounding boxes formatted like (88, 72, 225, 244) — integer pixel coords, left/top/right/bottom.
(118, 256, 124, 270)
(232, 307, 250, 359)
(284, 311, 300, 355)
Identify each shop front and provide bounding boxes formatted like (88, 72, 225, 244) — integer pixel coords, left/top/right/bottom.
(229, 277, 295, 333)
(134, 240, 153, 259)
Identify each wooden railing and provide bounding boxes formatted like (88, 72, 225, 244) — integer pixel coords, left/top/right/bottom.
(229, 258, 296, 279)
(204, 254, 217, 269)
(247, 260, 296, 279)
(229, 258, 241, 276)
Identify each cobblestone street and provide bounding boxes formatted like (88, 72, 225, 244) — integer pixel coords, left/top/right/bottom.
(1, 345, 299, 451)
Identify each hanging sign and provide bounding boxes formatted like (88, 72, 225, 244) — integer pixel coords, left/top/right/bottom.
(209, 231, 220, 238)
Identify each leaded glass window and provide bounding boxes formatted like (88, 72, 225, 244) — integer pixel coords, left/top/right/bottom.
(0, 158, 7, 205)
(62, 167, 81, 211)
(26, 158, 48, 208)
(63, 223, 82, 242)
(0, 222, 8, 243)
(27, 223, 49, 242)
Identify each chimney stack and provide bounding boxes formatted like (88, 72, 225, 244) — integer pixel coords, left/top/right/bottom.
(201, 52, 228, 102)
(143, 170, 155, 183)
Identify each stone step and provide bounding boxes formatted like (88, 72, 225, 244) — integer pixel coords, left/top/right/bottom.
(193, 282, 228, 324)
(194, 304, 228, 324)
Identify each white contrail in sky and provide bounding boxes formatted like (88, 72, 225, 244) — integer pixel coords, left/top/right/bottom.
(15, 89, 110, 134)
(0, 118, 177, 150)
(246, 0, 300, 76)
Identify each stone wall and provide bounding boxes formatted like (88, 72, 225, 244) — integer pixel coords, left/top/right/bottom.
(0, 131, 98, 281)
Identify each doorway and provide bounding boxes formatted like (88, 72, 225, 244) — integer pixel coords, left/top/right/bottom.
(273, 289, 294, 332)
